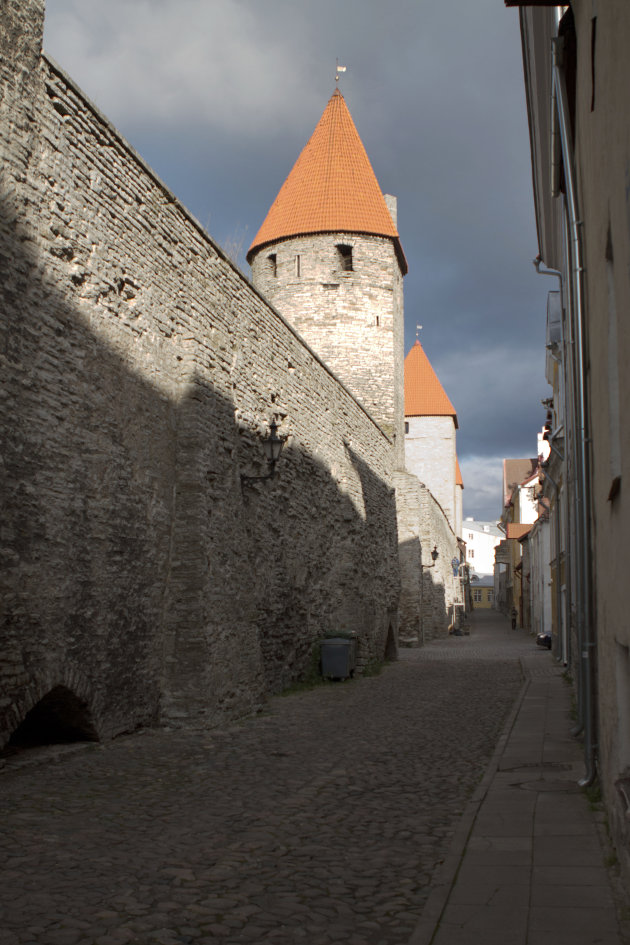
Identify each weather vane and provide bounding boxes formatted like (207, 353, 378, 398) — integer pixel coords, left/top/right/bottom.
(415, 324, 423, 341)
(336, 59, 347, 85)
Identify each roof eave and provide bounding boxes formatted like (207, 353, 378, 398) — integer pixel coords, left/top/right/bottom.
(247, 230, 407, 274)
(405, 411, 459, 429)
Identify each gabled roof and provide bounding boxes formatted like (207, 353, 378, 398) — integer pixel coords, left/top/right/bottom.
(463, 520, 503, 538)
(506, 523, 532, 540)
(503, 458, 538, 507)
(247, 89, 406, 273)
(456, 456, 464, 488)
(404, 341, 458, 427)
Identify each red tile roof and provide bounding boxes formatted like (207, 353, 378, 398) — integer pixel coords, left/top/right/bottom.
(404, 341, 458, 427)
(456, 456, 464, 488)
(503, 458, 538, 507)
(247, 89, 406, 272)
(506, 523, 532, 540)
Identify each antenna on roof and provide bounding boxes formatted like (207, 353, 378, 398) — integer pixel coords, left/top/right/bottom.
(415, 324, 423, 341)
(335, 59, 347, 85)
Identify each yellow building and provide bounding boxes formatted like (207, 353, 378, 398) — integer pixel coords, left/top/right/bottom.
(471, 578, 494, 610)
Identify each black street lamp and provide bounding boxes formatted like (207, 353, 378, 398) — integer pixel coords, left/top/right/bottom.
(422, 546, 439, 569)
(241, 419, 286, 487)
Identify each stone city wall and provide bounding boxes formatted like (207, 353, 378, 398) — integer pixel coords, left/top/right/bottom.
(0, 0, 400, 747)
(394, 471, 461, 645)
(420, 486, 462, 640)
(393, 471, 423, 646)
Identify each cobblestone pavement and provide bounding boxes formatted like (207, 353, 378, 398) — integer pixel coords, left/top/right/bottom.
(0, 612, 536, 945)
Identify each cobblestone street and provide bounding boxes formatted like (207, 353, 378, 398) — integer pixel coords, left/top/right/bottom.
(0, 612, 534, 945)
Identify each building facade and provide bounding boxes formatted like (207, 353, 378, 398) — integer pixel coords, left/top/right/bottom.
(462, 519, 502, 577)
(471, 577, 495, 610)
(511, 0, 630, 889)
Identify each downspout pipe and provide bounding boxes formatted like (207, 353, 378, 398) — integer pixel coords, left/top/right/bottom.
(533, 262, 568, 667)
(551, 36, 597, 787)
(540, 462, 567, 666)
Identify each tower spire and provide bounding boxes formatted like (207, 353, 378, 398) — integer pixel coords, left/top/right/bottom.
(246, 90, 406, 273)
(248, 89, 406, 455)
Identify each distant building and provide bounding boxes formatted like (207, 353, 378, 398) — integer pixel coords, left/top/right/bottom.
(470, 576, 495, 610)
(495, 458, 538, 623)
(462, 519, 502, 576)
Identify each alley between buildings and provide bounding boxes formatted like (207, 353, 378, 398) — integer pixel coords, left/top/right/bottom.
(4, 612, 618, 945)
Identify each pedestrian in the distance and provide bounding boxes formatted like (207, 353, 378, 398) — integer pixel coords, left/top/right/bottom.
(511, 607, 517, 630)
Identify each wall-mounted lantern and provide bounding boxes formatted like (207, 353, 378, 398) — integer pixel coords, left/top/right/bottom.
(422, 546, 439, 569)
(241, 419, 286, 487)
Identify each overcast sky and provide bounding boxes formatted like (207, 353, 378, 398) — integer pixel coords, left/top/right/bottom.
(43, 0, 549, 522)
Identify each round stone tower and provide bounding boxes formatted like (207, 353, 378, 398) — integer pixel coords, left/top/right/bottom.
(247, 89, 407, 464)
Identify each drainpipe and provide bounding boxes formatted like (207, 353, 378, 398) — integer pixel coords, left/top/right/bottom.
(540, 463, 567, 666)
(533, 261, 570, 670)
(551, 36, 596, 787)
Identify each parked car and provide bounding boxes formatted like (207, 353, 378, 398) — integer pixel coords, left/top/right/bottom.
(536, 631, 552, 650)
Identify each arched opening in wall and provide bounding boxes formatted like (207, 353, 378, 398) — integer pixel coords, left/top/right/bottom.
(384, 622, 398, 661)
(5, 686, 99, 752)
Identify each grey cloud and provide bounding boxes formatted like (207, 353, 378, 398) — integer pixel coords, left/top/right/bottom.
(43, 0, 549, 521)
(459, 456, 506, 522)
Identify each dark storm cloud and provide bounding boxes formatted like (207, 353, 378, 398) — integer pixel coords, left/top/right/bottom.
(43, 0, 550, 520)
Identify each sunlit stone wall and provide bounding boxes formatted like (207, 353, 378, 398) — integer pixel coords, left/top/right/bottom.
(0, 0, 400, 747)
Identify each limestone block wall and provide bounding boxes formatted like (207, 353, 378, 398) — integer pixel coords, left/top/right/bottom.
(419, 486, 462, 640)
(405, 415, 456, 532)
(251, 233, 405, 467)
(393, 471, 423, 646)
(394, 471, 461, 644)
(0, 1, 400, 747)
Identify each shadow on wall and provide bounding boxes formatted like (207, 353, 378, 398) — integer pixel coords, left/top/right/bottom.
(0, 193, 398, 751)
(396, 536, 450, 646)
(398, 535, 421, 645)
(421, 572, 448, 643)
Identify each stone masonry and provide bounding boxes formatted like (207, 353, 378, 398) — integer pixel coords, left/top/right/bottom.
(0, 613, 527, 945)
(0, 0, 400, 747)
(394, 471, 462, 645)
(250, 231, 405, 466)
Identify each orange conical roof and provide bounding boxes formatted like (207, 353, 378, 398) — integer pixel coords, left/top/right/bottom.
(456, 456, 464, 488)
(247, 89, 406, 272)
(404, 340, 458, 427)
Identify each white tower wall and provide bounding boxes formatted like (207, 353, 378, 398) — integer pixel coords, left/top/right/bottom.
(404, 415, 456, 531)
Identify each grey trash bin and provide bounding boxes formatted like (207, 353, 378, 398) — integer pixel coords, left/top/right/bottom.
(320, 637, 356, 680)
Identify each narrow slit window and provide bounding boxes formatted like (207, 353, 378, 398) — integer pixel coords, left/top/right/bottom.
(268, 253, 277, 277)
(295, 254, 301, 278)
(336, 244, 353, 271)
(374, 315, 380, 327)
